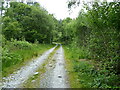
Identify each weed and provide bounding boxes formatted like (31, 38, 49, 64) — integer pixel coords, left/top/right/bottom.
(64, 45, 120, 88)
(2, 40, 54, 77)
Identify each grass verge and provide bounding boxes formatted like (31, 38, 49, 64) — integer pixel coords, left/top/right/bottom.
(2, 40, 55, 77)
(64, 45, 120, 88)
(63, 45, 82, 88)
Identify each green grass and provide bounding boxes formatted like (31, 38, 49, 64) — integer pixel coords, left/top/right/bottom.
(64, 45, 83, 88)
(2, 40, 55, 77)
(64, 45, 97, 88)
(64, 45, 120, 88)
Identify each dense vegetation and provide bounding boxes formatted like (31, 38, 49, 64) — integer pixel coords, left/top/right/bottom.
(1, 1, 120, 88)
(1, 2, 56, 76)
(63, 1, 120, 88)
(2, 2, 56, 43)
(2, 36, 53, 77)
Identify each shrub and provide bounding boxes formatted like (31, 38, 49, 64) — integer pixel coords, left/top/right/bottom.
(2, 47, 23, 70)
(73, 60, 120, 88)
(12, 40, 32, 49)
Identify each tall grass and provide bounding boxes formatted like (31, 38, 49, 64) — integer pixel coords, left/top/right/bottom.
(63, 45, 89, 88)
(2, 40, 54, 77)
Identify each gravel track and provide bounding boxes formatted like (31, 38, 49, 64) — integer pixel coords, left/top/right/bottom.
(40, 46, 69, 88)
(2, 46, 57, 88)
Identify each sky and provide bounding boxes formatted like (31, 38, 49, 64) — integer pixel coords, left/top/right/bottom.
(35, 0, 113, 20)
(5, 0, 114, 20)
(36, 0, 82, 20)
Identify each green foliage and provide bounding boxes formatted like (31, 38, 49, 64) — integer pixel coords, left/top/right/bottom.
(60, 18, 76, 44)
(65, 1, 120, 74)
(3, 18, 22, 40)
(1, 0, 120, 88)
(1, 1, 58, 77)
(64, 45, 120, 88)
(12, 40, 32, 50)
(2, 47, 22, 69)
(65, 45, 89, 60)
(2, 2, 56, 43)
(2, 39, 53, 77)
(73, 60, 120, 88)
(63, 1, 120, 88)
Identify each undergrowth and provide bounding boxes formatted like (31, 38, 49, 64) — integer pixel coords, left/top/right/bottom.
(64, 45, 120, 88)
(2, 39, 54, 77)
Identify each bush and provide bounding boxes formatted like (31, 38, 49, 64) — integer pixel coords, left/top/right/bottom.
(12, 40, 33, 49)
(2, 47, 23, 70)
(2, 40, 32, 71)
(66, 45, 89, 60)
(73, 60, 120, 88)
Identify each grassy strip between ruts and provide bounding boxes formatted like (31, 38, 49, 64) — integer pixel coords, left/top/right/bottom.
(2, 43, 55, 77)
(22, 46, 59, 88)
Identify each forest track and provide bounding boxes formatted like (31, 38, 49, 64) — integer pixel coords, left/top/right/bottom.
(2, 46, 57, 88)
(40, 46, 69, 88)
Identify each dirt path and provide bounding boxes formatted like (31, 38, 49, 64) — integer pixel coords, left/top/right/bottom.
(2, 46, 57, 88)
(40, 46, 69, 88)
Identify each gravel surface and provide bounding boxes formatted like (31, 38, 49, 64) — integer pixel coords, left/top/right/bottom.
(40, 46, 69, 88)
(2, 46, 57, 88)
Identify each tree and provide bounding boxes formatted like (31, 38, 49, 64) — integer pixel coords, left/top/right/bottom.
(2, 2, 56, 43)
(2, 16, 22, 40)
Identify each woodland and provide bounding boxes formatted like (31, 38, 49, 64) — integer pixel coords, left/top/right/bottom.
(1, 1, 120, 88)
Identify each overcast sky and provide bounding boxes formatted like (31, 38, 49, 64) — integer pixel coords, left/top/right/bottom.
(36, 0, 78, 20)
(36, 0, 113, 20)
